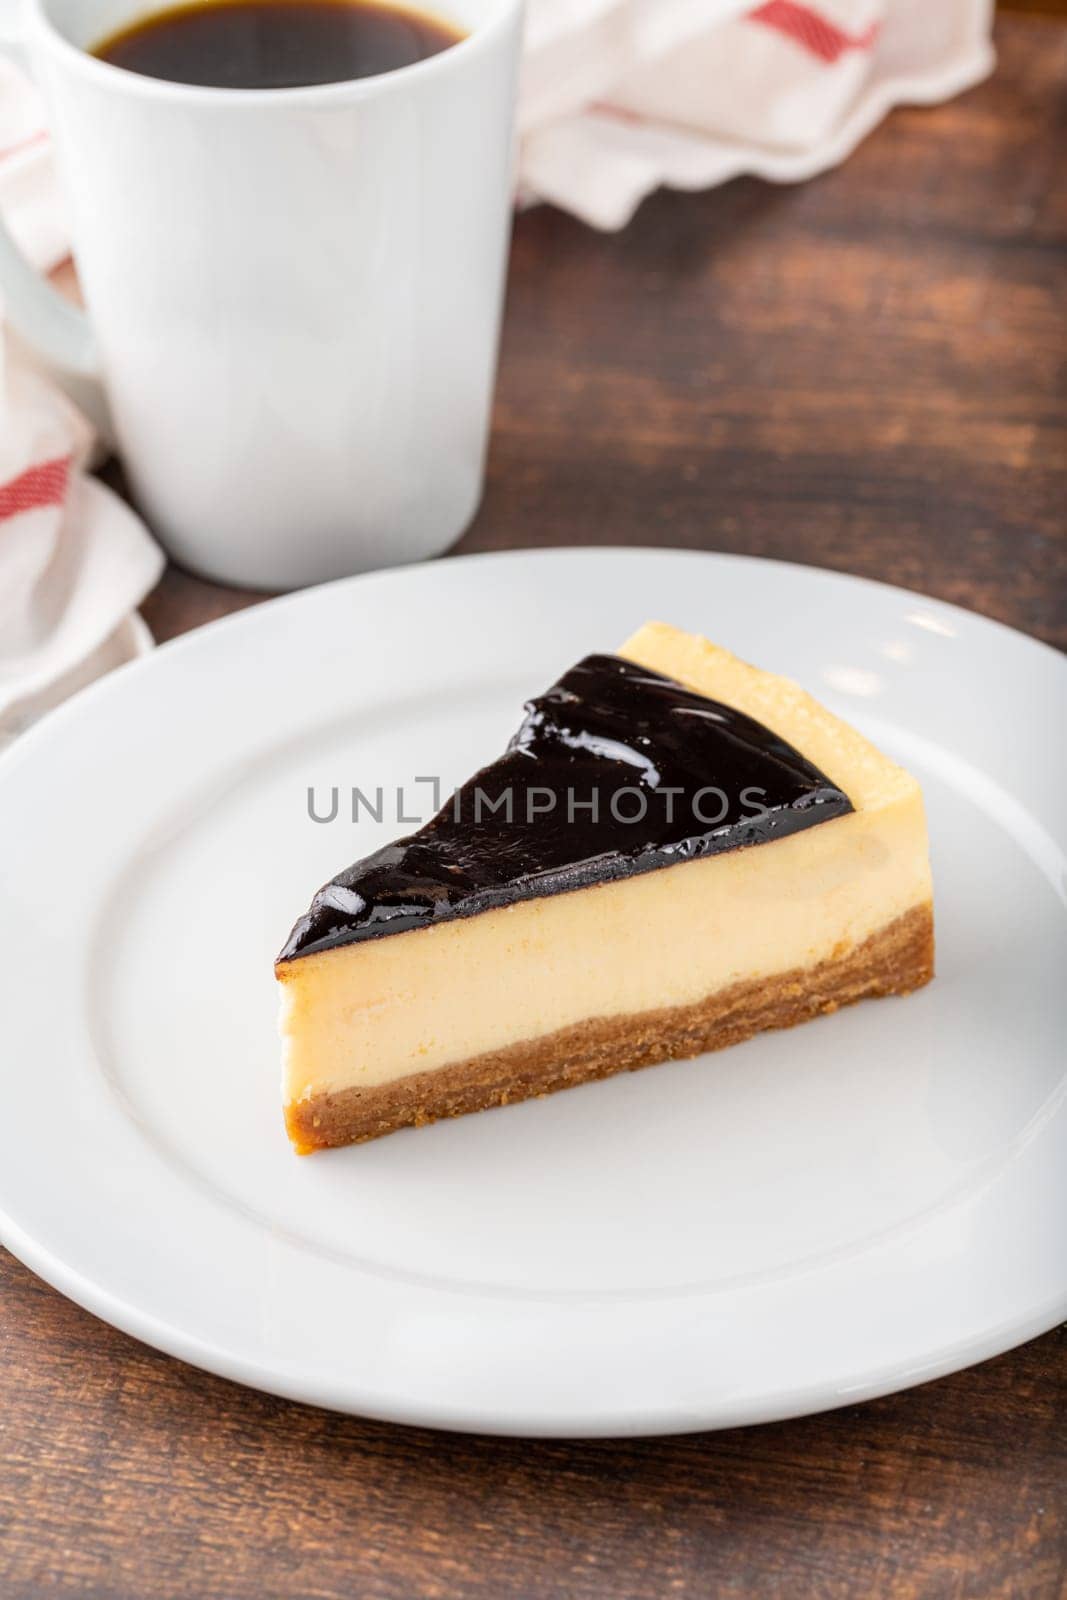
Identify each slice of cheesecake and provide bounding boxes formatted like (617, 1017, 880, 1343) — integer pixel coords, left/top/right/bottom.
(277, 623, 934, 1152)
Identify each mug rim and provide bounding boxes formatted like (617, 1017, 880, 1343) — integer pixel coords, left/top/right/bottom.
(27, 0, 522, 107)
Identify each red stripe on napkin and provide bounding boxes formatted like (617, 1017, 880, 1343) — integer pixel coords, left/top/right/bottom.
(750, 1, 879, 64)
(0, 455, 71, 521)
(0, 129, 48, 164)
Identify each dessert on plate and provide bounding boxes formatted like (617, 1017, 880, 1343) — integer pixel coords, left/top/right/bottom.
(277, 623, 934, 1152)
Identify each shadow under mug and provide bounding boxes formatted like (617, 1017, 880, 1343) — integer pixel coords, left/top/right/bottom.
(0, 0, 524, 588)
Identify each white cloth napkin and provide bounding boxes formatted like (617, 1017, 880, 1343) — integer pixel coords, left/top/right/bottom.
(520, 0, 995, 228)
(0, 62, 162, 747)
(0, 0, 993, 738)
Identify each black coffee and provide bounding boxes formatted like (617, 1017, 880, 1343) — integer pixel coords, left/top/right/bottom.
(92, 0, 465, 89)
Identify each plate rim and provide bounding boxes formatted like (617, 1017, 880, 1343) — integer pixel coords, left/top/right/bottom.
(2, 1193, 1064, 1437)
(4, 546, 1064, 781)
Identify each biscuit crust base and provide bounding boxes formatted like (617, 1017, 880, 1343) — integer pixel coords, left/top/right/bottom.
(285, 902, 934, 1153)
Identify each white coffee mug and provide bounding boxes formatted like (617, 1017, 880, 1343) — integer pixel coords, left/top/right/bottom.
(0, 0, 523, 588)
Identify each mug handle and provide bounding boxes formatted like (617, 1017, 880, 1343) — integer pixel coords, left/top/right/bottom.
(0, 21, 112, 438)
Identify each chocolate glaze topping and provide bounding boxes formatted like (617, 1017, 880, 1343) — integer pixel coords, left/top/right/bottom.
(278, 654, 853, 962)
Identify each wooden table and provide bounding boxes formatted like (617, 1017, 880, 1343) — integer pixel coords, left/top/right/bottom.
(2, 12, 1064, 1597)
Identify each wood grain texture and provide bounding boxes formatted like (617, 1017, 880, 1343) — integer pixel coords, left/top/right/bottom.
(5, 13, 1065, 1599)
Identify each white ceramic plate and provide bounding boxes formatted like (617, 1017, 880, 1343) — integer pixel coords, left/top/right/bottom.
(0, 549, 1063, 1437)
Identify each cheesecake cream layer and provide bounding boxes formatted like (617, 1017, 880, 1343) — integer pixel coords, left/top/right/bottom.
(279, 626, 933, 1111)
(285, 905, 932, 1151)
